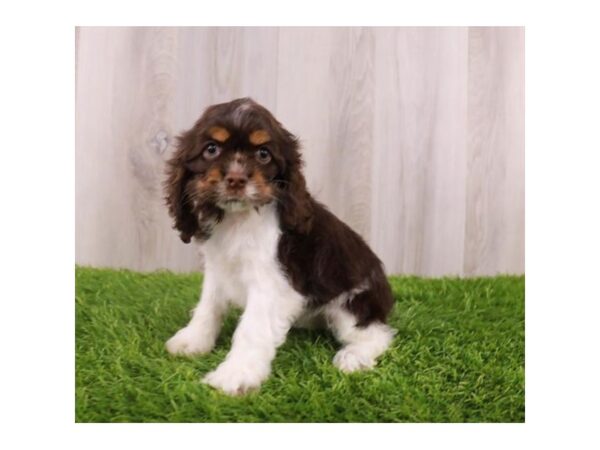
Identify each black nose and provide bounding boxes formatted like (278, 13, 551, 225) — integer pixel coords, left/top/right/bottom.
(225, 173, 248, 189)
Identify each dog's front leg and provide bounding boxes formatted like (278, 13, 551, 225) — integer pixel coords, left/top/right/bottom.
(203, 286, 304, 395)
(165, 273, 227, 356)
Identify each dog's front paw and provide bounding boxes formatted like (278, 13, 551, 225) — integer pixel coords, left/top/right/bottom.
(202, 361, 269, 396)
(333, 347, 375, 373)
(165, 326, 215, 356)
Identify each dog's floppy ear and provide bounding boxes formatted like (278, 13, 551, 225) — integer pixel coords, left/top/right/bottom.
(164, 128, 199, 243)
(277, 132, 314, 234)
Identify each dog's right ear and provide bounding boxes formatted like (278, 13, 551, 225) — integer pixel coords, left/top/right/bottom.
(164, 128, 199, 243)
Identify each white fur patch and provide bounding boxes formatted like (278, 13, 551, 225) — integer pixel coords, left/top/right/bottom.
(166, 203, 395, 394)
(228, 158, 245, 174)
(231, 101, 253, 127)
(325, 301, 395, 373)
(167, 204, 305, 395)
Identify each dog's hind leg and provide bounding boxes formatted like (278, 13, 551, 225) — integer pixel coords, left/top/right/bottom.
(324, 294, 395, 373)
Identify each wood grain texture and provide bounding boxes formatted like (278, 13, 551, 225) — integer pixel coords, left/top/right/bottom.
(371, 28, 468, 276)
(276, 27, 374, 238)
(465, 27, 525, 275)
(76, 27, 525, 276)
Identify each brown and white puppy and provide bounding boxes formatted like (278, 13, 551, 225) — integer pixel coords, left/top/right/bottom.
(164, 98, 394, 395)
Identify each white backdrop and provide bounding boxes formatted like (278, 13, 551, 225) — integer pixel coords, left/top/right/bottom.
(75, 27, 524, 276)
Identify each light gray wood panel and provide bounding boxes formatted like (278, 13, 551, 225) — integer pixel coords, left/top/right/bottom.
(76, 27, 281, 271)
(76, 27, 148, 270)
(276, 27, 374, 238)
(371, 27, 468, 276)
(327, 27, 375, 239)
(275, 27, 335, 203)
(465, 27, 525, 275)
(76, 27, 198, 272)
(76, 27, 525, 276)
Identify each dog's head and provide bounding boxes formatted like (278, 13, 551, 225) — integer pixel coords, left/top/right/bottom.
(165, 98, 313, 243)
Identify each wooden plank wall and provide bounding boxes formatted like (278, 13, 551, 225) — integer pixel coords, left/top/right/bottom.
(75, 27, 524, 276)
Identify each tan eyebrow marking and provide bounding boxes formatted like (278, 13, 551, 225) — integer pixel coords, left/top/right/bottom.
(249, 130, 271, 146)
(208, 126, 230, 143)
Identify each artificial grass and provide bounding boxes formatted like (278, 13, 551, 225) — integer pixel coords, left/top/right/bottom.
(75, 266, 524, 423)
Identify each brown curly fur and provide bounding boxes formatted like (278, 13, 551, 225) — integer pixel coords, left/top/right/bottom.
(164, 97, 312, 241)
(164, 98, 393, 326)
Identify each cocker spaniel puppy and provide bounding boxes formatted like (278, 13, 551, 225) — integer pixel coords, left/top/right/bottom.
(164, 98, 395, 395)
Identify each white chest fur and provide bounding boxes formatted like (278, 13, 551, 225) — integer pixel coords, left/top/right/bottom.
(200, 204, 299, 309)
(168, 204, 394, 395)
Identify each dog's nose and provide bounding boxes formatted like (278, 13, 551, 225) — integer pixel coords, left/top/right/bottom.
(225, 172, 248, 189)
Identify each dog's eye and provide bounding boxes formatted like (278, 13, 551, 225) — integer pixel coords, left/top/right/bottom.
(203, 143, 221, 160)
(256, 147, 271, 164)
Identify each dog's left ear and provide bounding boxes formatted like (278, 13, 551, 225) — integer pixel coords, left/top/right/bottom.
(277, 132, 314, 234)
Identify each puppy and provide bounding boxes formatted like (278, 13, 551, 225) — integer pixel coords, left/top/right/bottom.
(164, 98, 395, 395)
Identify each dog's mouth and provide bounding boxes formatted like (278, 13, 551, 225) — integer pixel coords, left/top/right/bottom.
(222, 197, 246, 205)
(217, 189, 253, 211)
(221, 188, 249, 202)
(216, 182, 272, 211)
(217, 198, 252, 213)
